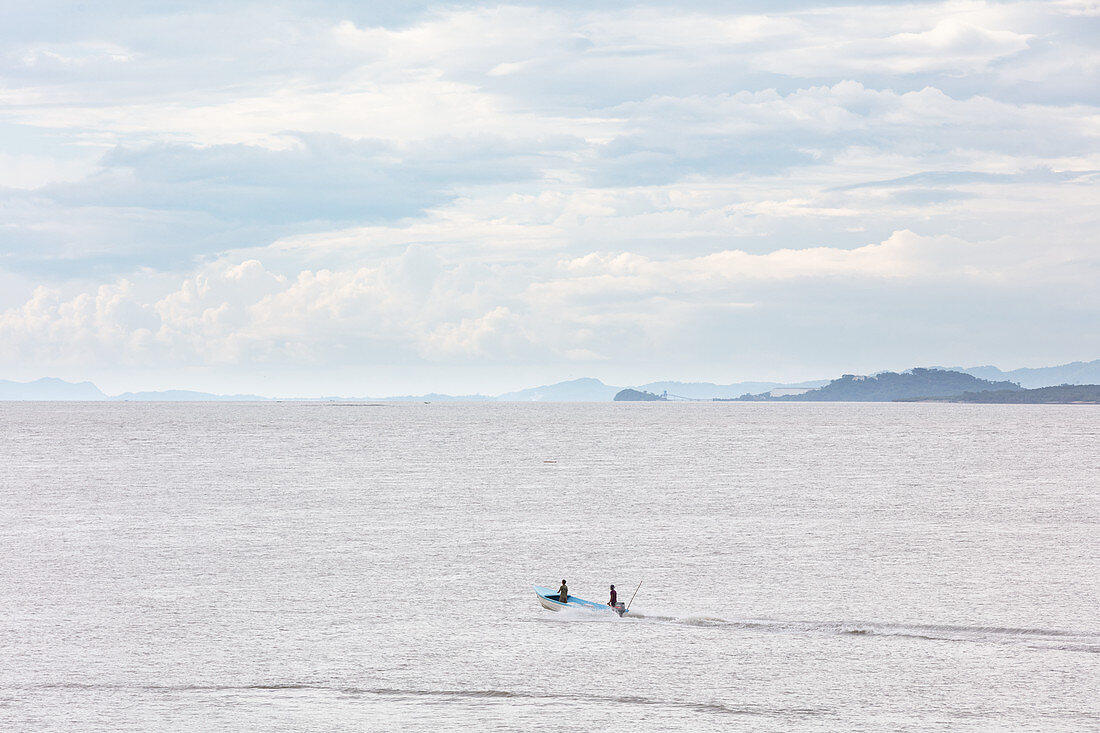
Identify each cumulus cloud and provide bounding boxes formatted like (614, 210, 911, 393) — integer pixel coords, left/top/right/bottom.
(15, 41, 136, 69)
(3, 227, 1097, 376)
(755, 16, 1033, 77)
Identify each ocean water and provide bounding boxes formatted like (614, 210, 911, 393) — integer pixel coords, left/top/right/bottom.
(0, 401, 1097, 731)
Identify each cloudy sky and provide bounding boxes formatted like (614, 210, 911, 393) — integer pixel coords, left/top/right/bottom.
(1, 0, 1097, 395)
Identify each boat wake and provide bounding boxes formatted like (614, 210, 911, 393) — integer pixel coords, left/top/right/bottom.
(541, 605, 627, 622)
(544, 608, 1100, 653)
(721, 618, 1100, 653)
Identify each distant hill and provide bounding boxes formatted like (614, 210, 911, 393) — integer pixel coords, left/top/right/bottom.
(2, 361, 1096, 401)
(613, 388, 667, 401)
(905, 384, 1100, 404)
(740, 368, 1020, 402)
(112, 390, 270, 401)
(949, 359, 1100, 389)
(496, 377, 620, 402)
(0, 377, 107, 400)
(369, 393, 493, 402)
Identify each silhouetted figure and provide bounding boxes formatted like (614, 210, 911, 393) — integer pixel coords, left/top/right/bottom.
(558, 579, 568, 603)
(608, 584, 617, 606)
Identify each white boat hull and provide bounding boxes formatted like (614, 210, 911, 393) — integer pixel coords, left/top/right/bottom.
(533, 585, 628, 616)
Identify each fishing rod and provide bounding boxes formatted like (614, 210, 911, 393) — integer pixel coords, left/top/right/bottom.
(626, 580, 642, 611)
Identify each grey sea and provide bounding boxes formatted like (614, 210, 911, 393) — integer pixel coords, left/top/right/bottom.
(1, 401, 1098, 731)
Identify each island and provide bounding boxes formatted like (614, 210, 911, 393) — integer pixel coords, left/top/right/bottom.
(902, 384, 1100, 404)
(724, 368, 1021, 402)
(613, 388, 667, 401)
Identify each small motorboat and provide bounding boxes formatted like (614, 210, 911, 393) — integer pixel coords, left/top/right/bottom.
(533, 585, 629, 617)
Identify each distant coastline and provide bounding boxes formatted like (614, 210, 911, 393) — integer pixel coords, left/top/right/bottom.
(901, 385, 1100, 404)
(718, 369, 1100, 404)
(3, 359, 1100, 402)
(723, 368, 1020, 403)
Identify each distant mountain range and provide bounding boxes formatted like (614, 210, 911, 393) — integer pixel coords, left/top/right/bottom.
(1, 359, 1098, 401)
(731, 368, 1020, 402)
(496, 377, 617, 401)
(0, 379, 273, 401)
(0, 377, 108, 400)
(946, 360, 1100, 389)
(0, 375, 829, 401)
(112, 389, 270, 401)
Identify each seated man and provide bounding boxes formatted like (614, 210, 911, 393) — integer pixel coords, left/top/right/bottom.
(558, 579, 568, 603)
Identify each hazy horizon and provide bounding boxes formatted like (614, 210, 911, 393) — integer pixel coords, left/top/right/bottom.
(4, 356, 1098, 400)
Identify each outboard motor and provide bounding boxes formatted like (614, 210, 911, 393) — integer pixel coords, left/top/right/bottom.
(613, 602, 627, 617)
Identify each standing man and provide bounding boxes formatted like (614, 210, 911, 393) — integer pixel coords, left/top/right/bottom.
(558, 579, 569, 603)
(608, 584, 617, 607)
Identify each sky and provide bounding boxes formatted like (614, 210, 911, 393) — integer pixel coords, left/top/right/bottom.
(0, 0, 1097, 396)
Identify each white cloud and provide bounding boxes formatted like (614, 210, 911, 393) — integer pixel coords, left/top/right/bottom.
(757, 15, 1032, 76)
(0, 151, 96, 188)
(3, 226, 1096, 375)
(1052, 0, 1100, 16)
(0, 2, 1074, 150)
(16, 41, 136, 68)
(0, 0, 1097, 389)
(423, 306, 535, 359)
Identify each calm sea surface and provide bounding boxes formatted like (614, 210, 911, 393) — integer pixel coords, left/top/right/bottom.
(1, 402, 1097, 731)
